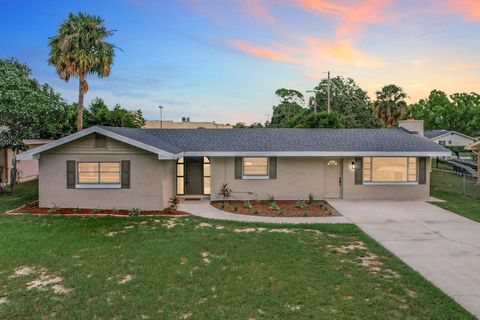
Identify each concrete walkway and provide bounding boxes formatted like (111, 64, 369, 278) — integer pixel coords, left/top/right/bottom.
(179, 200, 350, 224)
(328, 200, 480, 319)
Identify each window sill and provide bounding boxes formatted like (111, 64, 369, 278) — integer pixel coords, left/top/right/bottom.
(75, 184, 122, 189)
(363, 182, 418, 186)
(242, 176, 270, 180)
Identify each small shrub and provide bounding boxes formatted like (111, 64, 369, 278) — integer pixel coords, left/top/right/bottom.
(296, 199, 308, 209)
(266, 194, 275, 203)
(111, 207, 119, 215)
(253, 208, 261, 215)
(278, 208, 287, 216)
(307, 193, 315, 204)
(48, 203, 60, 214)
(73, 207, 81, 214)
(92, 207, 101, 214)
(269, 201, 280, 211)
(232, 202, 239, 211)
(220, 201, 226, 209)
(128, 208, 142, 217)
(243, 200, 253, 209)
(303, 211, 308, 217)
(218, 183, 233, 201)
(169, 195, 180, 210)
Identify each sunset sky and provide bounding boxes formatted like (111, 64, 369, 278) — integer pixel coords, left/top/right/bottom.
(1, 0, 479, 124)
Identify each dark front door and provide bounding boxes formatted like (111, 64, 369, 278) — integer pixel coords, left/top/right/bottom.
(185, 157, 203, 195)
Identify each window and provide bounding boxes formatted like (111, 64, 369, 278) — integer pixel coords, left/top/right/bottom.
(362, 157, 417, 183)
(77, 162, 120, 185)
(176, 157, 185, 195)
(327, 160, 338, 166)
(203, 157, 211, 195)
(243, 157, 268, 177)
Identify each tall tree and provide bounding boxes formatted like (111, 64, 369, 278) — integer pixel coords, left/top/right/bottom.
(407, 90, 480, 136)
(270, 88, 305, 127)
(310, 76, 379, 128)
(48, 12, 115, 131)
(373, 84, 408, 128)
(0, 59, 69, 193)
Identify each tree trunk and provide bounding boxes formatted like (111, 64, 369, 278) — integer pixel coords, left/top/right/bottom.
(77, 75, 85, 131)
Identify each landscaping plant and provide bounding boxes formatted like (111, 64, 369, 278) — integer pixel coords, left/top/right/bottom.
(307, 193, 315, 204)
(128, 208, 141, 216)
(232, 202, 239, 211)
(48, 203, 60, 214)
(243, 200, 253, 209)
(296, 199, 308, 209)
(168, 195, 180, 210)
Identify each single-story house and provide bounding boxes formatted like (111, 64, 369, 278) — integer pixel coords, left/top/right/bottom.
(424, 130, 476, 147)
(17, 122, 450, 210)
(1, 139, 53, 184)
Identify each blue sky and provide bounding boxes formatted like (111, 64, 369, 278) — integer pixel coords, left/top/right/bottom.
(1, 0, 479, 124)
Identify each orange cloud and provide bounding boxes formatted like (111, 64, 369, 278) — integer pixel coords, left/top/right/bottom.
(228, 40, 299, 62)
(446, 0, 480, 21)
(326, 39, 385, 67)
(293, 0, 394, 36)
(243, 0, 276, 24)
(449, 63, 477, 71)
(227, 37, 384, 69)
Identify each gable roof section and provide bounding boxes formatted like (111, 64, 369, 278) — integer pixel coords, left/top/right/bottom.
(17, 126, 178, 160)
(424, 130, 449, 139)
(18, 126, 451, 160)
(425, 130, 475, 141)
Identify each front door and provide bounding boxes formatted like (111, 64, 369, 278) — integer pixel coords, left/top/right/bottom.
(185, 157, 203, 195)
(325, 159, 342, 198)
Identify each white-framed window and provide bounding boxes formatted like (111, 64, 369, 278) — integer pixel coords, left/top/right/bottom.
(77, 162, 121, 188)
(243, 157, 269, 179)
(363, 157, 417, 184)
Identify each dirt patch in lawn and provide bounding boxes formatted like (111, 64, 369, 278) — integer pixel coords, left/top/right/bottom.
(10, 201, 189, 216)
(211, 200, 338, 217)
(9, 265, 73, 295)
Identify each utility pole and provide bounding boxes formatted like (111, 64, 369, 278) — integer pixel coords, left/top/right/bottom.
(326, 71, 331, 114)
(158, 105, 164, 128)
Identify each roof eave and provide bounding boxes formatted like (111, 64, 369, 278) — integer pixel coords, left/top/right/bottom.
(182, 151, 452, 157)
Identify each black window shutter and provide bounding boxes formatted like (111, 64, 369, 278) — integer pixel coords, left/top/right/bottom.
(66, 160, 76, 189)
(269, 157, 277, 179)
(354, 157, 363, 185)
(419, 157, 427, 185)
(121, 160, 131, 189)
(234, 157, 242, 179)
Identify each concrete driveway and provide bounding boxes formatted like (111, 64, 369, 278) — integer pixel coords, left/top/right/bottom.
(328, 200, 480, 319)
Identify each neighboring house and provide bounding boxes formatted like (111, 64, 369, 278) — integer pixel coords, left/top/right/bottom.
(18, 123, 450, 210)
(144, 118, 232, 129)
(424, 130, 476, 147)
(0, 140, 53, 184)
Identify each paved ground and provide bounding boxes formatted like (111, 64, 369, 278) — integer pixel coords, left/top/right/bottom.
(179, 200, 350, 224)
(328, 200, 480, 319)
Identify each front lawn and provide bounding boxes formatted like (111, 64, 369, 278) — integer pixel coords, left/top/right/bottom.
(0, 180, 38, 213)
(431, 188, 480, 223)
(0, 214, 472, 319)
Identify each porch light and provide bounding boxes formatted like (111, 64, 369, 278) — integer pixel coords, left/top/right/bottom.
(351, 161, 356, 170)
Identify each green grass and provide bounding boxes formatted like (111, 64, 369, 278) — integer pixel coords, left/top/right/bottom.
(0, 215, 472, 319)
(431, 188, 480, 223)
(0, 180, 38, 213)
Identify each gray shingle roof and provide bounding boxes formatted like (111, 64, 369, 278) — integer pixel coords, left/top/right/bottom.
(100, 127, 448, 154)
(424, 130, 449, 139)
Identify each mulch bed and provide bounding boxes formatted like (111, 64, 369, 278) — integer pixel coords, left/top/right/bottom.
(10, 201, 189, 216)
(211, 200, 334, 217)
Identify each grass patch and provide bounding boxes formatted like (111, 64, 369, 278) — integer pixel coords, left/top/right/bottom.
(0, 214, 472, 319)
(0, 180, 38, 213)
(431, 188, 480, 223)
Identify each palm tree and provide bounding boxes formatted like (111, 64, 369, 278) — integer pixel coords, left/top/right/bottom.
(373, 84, 408, 128)
(48, 13, 115, 131)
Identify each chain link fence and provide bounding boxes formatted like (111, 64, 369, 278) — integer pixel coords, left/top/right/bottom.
(431, 168, 480, 199)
